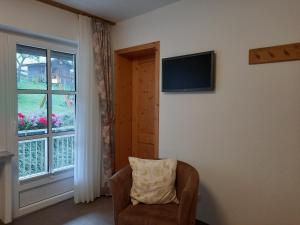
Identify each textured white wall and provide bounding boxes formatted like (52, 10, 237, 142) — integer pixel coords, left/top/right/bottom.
(112, 0, 300, 224)
(0, 164, 4, 220)
(0, 32, 8, 151)
(0, 0, 78, 41)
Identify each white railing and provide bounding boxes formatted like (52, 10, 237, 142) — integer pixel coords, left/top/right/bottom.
(18, 134, 75, 179)
(18, 138, 47, 179)
(52, 134, 75, 171)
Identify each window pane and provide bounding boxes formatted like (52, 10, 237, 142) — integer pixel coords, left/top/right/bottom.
(51, 51, 75, 91)
(18, 94, 48, 136)
(52, 135, 74, 171)
(52, 94, 75, 132)
(16, 45, 47, 90)
(18, 138, 48, 179)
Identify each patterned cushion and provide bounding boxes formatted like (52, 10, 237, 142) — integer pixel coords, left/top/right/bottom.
(128, 157, 178, 205)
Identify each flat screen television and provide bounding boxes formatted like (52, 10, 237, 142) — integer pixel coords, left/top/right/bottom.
(162, 51, 215, 92)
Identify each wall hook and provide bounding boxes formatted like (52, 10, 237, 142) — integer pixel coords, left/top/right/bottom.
(249, 42, 300, 64)
(283, 49, 290, 56)
(268, 51, 275, 58)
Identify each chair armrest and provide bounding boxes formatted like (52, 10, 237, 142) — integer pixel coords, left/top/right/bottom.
(177, 176, 199, 225)
(109, 165, 132, 225)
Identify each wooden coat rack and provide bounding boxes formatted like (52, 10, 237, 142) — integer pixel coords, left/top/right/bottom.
(249, 42, 300, 64)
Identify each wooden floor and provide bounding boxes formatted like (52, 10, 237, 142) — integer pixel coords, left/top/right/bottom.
(2, 197, 207, 225)
(4, 197, 113, 225)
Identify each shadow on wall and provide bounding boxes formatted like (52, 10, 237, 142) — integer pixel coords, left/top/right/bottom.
(197, 183, 224, 225)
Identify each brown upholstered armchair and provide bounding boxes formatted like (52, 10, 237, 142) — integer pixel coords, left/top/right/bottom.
(109, 161, 200, 225)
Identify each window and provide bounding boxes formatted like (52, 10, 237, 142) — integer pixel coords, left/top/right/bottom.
(17, 45, 76, 180)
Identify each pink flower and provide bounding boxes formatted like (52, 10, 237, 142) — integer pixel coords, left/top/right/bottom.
(20, 120, 25, 126)
(18, 112, 25, 119)
(54, 120, 61, 127)
(38, 117, 47, 126)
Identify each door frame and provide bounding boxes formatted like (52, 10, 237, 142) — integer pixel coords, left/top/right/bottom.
(114, 41, 160, 170)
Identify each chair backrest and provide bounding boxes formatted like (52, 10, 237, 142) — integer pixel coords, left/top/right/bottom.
(119, 159, 199, 201)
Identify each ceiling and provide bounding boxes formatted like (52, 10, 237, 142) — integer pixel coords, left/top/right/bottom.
(54, 0, 179, 22)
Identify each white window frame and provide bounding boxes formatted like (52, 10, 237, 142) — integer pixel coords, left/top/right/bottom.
(16, 44, 77, 181)
(7, 34, 78, 218)
(17, 45, 77, 181)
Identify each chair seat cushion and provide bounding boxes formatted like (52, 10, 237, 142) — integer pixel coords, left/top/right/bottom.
(118, 203, 178, 225)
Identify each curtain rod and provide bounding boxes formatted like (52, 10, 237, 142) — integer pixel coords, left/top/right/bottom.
(0, 24, 78, 47)
(36, 0, 116, 25)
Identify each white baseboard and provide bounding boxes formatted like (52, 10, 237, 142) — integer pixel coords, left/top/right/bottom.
(14, 190, 74, 219)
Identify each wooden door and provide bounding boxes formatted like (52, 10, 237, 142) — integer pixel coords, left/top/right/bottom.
(114, 42, 160, 171)
(132, 56, 155, 158)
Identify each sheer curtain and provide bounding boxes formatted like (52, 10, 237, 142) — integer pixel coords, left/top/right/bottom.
(74, 15, 101, 203)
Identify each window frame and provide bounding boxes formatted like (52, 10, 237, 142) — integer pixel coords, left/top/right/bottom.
(14, 40, 78, 182)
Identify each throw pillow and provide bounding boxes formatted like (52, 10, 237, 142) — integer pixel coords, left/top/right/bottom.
(129, 157, 178, 205)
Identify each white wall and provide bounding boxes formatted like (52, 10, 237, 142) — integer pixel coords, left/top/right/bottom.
(0, 32, 9, 151)
(0, 0, 78, 42)
(0, 164, 4, 220)
(112, 0, 300, 225)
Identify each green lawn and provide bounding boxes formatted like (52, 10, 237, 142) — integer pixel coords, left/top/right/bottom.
(18, 94, 47, 115)
(18, 80, 74, 115)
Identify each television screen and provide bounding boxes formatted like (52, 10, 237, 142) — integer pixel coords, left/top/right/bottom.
(162, 51, 215, 92)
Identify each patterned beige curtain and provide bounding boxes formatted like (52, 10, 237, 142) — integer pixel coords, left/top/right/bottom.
(92, 18, 114, 194)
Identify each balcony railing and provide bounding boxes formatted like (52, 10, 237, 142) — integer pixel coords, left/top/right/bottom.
(52, 135, 75, 171)
(18, 138, 47, 179)
(18, 134, 75, 180)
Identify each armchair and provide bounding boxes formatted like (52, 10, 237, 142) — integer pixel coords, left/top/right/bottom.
(109, 161, 199, 225)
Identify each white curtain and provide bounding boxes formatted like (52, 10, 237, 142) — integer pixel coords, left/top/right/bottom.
(74, 15, 101, 203)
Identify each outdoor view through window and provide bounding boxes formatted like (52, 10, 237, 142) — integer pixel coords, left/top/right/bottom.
(17, 45, 76, 179)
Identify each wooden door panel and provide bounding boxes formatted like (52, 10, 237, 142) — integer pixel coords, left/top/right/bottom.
(138, 133, 155, 145)
(138, 98, 155, 111)
(138, 117, 155, 133)
(132, 57, 155, 159)
(136, 143, 155, 159)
